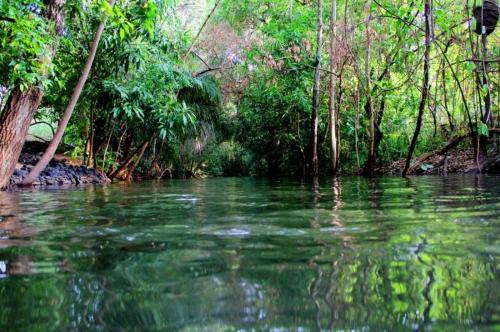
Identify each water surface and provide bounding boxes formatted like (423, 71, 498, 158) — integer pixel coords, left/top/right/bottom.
(0, 176, 499, 331)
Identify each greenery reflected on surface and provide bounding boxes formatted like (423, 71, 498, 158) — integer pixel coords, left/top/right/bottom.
(0, 176, 499, 331)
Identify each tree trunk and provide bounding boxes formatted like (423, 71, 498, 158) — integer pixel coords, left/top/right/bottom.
(441, 63, 455, 131)
(109, 140, 149, 180)
(360, 3, 415, 175)
(310, 0, 323, 176)
(22, 0, 116, 186)
(478, 34, 491, 160)
(364, 0, 374, 176)
(101, 130, 113, 171)
(362, 90, 386, 176)
(329, 0, 338, 174)
(0, 0, 66, 189)
(481, 33, 492, 125)
(0, 88, 43, 189)
(403, 0, 431, 177)
(354, 80, 361, 170)
(125, 141, 149, 182)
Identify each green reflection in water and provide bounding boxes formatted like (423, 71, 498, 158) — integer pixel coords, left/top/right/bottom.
(0, 176, 499, 331)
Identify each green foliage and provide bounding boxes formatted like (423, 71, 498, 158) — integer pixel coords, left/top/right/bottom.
(205, 140, 253, 176)
(2, 0, 498, 178)
(478, 122, 489, 137)
(0, 0, 54, 89)
(28, 0, 233, 178)
(219, 0, 499, 175)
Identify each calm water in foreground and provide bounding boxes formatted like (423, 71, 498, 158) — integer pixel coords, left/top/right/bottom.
(0, 176, 499, 331)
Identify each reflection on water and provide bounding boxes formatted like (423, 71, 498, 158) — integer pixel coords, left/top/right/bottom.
(0, 176, 499, 331)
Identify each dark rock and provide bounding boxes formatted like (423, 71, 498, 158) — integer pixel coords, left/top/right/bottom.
(9, 152, 110, 187)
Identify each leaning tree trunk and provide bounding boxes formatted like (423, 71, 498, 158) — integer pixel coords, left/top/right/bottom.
(403, 0, 431, 177)
(125, 141, 149, 182)
(329, 0, 339, 174)
(109, 140, 149, 180)
(22, 0, 116, 186)
(0, 0, 65, 189)
(310, 0, 323, 177)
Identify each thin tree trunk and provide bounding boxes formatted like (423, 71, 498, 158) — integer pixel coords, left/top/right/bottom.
(403, 0, 431, 177)
(85, 133, 93, 167)
(435, 41, 474, 137)
(111, 125, 127, 173)
(109, 140, 149, 180)
(101, 129, 113, 171)
(481, 34, 493, 124)
(0, 0, 65, 189)
(464, 0, 485, 154)
(83, 124, 89, 165)
(329, 0, 338, 174)
(441, 62, 454, 131)
(89, 106, 95, 167)
(93, 105, 98, 167)
(355, 79, 361, 170)
(376, 94, 386, 152)
(125, 141, 148, 182)
(480, 34, 492, 151)
(310, 0, 323, 177)
(336, 67, 343, 166)
(22, 0, 116, 185)
(360, 1, 418, 175)
(289, 0, 293, 20)
(431, 67, 439, 136)
(93, 143, 103, 169)
(364, 0, 374, 176)
(182, 0, 221, 62)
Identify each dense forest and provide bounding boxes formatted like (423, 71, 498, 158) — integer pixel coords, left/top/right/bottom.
(1, 2, 500, 329)
(0, 0, 499, 189)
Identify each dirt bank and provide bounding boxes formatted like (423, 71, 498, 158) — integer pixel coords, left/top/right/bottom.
(377, 147, 500, 176)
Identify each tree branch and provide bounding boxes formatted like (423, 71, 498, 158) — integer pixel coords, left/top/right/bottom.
(31, 121, 55, 136)
(182, 0, 222, 62)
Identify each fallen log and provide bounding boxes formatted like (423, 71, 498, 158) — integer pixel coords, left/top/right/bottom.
(490, 128, 500, 135)
(407, 134, 468, 174)
(466, 153, 500, 174)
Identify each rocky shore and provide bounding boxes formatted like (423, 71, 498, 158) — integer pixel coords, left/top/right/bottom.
(10, 153, 110, 187)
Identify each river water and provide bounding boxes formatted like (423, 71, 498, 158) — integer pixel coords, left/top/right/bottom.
(0, 176, 499, 331)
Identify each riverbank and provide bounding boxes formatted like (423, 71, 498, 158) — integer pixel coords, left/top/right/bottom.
(377, 147, 500, 176)
(7, 141, 500, 189)
(9, 152, 110, 187)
